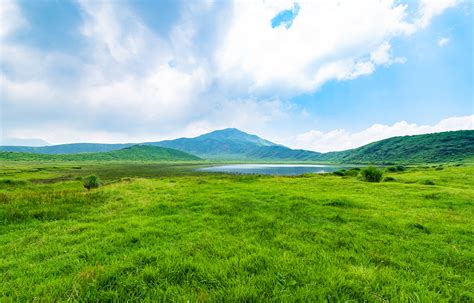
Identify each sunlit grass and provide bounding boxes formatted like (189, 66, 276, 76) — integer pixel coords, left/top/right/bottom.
(0, 162, 473, 301)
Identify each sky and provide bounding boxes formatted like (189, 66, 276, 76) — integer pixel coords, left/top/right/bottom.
(0, 0, 473, 152)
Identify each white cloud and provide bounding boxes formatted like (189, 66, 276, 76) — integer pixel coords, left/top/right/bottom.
(0, 0, 26, 39)
(78, 0, 156, 64)
(0, 74, 56, 104)
(416, 0, 459, 29)
(216, 0, 417, 95)
(5, 126, 160, 145)
(3, 97, 293, 145)
(292, 115, 474, 152)
(438, 37, 450, 46)
(0, 0, 465, 145)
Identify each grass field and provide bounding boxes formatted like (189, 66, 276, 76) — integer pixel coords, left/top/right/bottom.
(0, 162, 473, 301)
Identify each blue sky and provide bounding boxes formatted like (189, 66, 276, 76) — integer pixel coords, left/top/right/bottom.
(0, 0, 472, 151)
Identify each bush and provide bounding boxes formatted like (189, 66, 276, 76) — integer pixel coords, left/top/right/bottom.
(360, 166, 384, 182)
(333, 170, 345, 176)
(383, 176, 396, 182)
(420, 179, 435, 185)
(0, 179, 28, 186)
(345, 169, 359, 176)
(396, 165, 406, 171)
(387, 165, 406, 172)
(83, 175, 100, 190)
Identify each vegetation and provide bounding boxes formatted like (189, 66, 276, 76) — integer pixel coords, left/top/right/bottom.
(0, 161, 472, 301)
(386, 165, 406, 172)
(0, 142, 131, 154)
(152, 128, 322, 160)
(335, 130, 474, 164)
(420, 179, 435, 185)
(360, 166, 384, 182)
(1, 129, 473, 163)
(0, 145, 200, 162)
(83, 175, 100, 190)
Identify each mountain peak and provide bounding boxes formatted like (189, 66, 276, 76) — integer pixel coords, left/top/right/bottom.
(202, 128, 248, 137)
(198, 128, 276, 146)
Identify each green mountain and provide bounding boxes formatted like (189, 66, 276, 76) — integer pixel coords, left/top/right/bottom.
(331, 130, 474, 164)
(0, 145, 200, 162)
(0, 143, 131, 154)
(1, 129, 473, 163)
(148, 128, 322, 160)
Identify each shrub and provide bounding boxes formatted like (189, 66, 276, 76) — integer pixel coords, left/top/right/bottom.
(383, 176, 396, 182)
(0, 179, 28, 186)
(387, 165, 406, 172)
(333, 170, 345, 176)
(83, 175, 100, 190)
(420, 179, 435, 185)
(345, 169, 359, 177)
(396, 165, 406, 171)
(360, 166, 384, 182)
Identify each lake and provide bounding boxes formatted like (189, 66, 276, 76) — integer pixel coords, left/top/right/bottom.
(197, 164, 342, 176)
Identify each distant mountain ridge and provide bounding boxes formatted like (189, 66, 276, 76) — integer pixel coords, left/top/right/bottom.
(1, 128, 473, 163)
(0, 143, 132, 154)
(0, 145, 199, 162)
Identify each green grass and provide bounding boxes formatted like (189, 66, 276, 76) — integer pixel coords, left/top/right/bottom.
(0, 162, 473, 301)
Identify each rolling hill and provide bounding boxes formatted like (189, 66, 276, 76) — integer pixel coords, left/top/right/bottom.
(1, 129, 473, 163)
(0, 143, 131, 154)
(0, 145, 200, 162)
(332, 130, 474, 163)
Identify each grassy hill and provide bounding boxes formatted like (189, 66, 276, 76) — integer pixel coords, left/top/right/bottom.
(329, 130, 474, 164)
(0, 145, 200, 162)
(245, 145, 322, 160)
(0, 143, 131, 154)
(1, 129, 473, 163)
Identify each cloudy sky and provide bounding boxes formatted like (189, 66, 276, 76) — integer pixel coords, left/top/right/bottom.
(0, 0, 473, 151)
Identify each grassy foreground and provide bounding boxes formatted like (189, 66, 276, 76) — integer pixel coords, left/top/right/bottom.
(0, 162, 473, 301)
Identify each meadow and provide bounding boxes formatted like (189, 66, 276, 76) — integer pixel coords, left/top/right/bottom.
(0, 161, 473, 302)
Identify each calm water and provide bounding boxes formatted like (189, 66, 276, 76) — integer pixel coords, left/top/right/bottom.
(198, 164, 342, 176)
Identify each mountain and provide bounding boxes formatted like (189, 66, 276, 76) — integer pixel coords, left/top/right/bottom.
(0, 145, 200, 162)
(147, 128, 322, 160)
(1, 128, 473, 163)
(0, 143, 131, 154)
(332, 130, 474, 164)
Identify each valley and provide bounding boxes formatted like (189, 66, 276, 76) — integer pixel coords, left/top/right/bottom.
(1, 129, 473, 301)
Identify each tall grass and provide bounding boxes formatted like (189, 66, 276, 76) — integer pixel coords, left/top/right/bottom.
(360, 166, 384, 182)
(0, 162, 473, 301)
